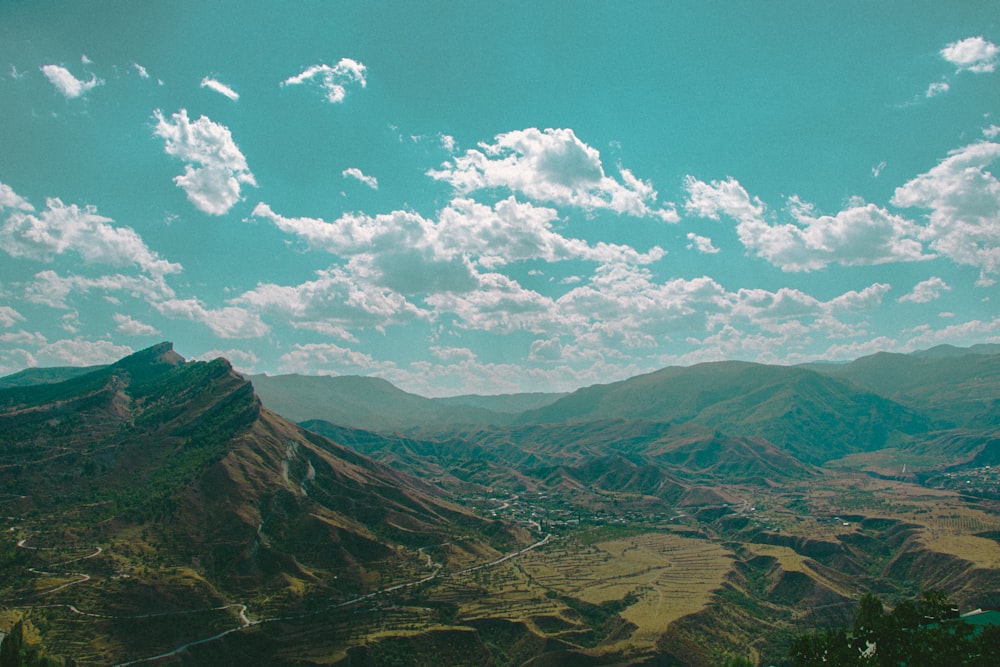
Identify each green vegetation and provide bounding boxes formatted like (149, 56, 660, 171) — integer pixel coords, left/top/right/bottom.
(789, 591, 1000, 666)
(0, 621, 65, 667)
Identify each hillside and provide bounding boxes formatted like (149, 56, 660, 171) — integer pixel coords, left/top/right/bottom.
(0, 364, 107, 389)
(812, 348, 1000, 427)
(514, 361, 930, 464)
(248, 373, 520, 430)
(0, 343, 518, 664)
(303, 418, 813, 501)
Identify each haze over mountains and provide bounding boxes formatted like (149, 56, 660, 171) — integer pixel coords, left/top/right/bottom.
(249, 344, 1000, 471)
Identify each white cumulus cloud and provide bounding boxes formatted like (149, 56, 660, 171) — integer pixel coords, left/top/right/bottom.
(153, 109, 256, 215)
(0, 306, 25, 328)
(36, 338, 133, 366)
(40, 64, 102, 98)
(278, 342, 393, 377)
(252, 197, 664, 298)
(234, 266, 429, 331)
(113, 313, 160, 336)
(925, 81, 950, 98)
(898, 277, 951, 304)
(684, 177, 929, 271)
(154, 298, 268, 339)
(282, 58, 367, 103)
(686, 232, 720, 254)
(25, 271, 175, 310)
(428, 127, 678, 220)
(891, 141, 1000, 275)
(342, 167, 378, 189)
(0, 183, 181, 276)
(941, 36, 999, 73)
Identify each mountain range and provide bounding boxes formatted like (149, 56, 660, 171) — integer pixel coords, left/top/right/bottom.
(252, 346, 1000, 472)
(4, 342, 1000, 665)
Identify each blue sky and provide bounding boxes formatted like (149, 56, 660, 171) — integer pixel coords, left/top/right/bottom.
(1, 2, 999, 395)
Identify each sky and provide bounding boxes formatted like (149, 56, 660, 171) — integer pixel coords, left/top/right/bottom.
(1, 2, 999, 396)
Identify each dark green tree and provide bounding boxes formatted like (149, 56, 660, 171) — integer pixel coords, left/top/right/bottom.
(789, 591, 1000, 667)
(0, 621, 24, 667)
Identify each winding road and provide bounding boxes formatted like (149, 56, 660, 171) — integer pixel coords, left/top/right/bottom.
(11, 532, 553, 665)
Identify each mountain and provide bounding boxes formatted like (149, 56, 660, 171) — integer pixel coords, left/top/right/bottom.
(811, 348, 1000, 427)
(5, 344, 1000, 665)
(433, 391, 568, 414)
(0, 364, 107, 389)
(514, 361, 929, 464)
(0, 343, 516, 664)
(303, 417, 814, 505)
(248, 373, 523, 430)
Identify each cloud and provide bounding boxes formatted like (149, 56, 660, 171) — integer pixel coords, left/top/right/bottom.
(529, 337, 564, 362)
(252, 197, 663, 297)
(40, 64, 102, 98)
(0, 183, 34, 211)
(925, 81, 950, 98)
(134, 63, 150, 79)
(113, 313, 159, 336)
(278, 342, 392, 376)
(941, 36, 999, 73)
(428, 127, 679, 220)
(686, 232, 720, 254)
(684, 175, 764, 224)
(891, 141, 1000, 274)
(826, 283, 893, 312)
(426, 271, 560, 335)
(985, 125, 1000, 139)
(342, 167, 378, 189)
(234, 266, 428, 331)
(684, 177, 929, 271)
(153, 109, 257, 215)
(429, 346, 476, 362)
(25, 271, 175, 309)
(557, 266, 731, 347)
(281, 59, 367, 103)
(36, 338, 133, 366)
(0, 347, 37, 376)
(200, 76, 239, 101)
(154, 298, 268, 339)
(0, 183, 181, 276)
(898, 276, 951, 304)
(0, 331, 45, 346)
(0, 306, 25, 328)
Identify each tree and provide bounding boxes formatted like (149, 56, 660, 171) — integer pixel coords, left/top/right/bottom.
(0, 620, 65, 667)
(789, 591, 1000, 667)
(0, 621, 24, 667)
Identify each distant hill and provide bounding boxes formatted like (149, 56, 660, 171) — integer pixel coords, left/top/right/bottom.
(0, 364, 106, 388)
(433, 391, 568, 414)
(514, 361, 929, 464)
(811, 348, 1000, 427)
(249, 373, 520, 430)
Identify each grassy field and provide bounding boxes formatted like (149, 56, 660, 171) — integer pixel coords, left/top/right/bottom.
(428, 528, 734, 655)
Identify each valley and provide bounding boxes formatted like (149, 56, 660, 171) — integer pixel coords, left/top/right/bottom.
(3, 343, 1000, 665)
